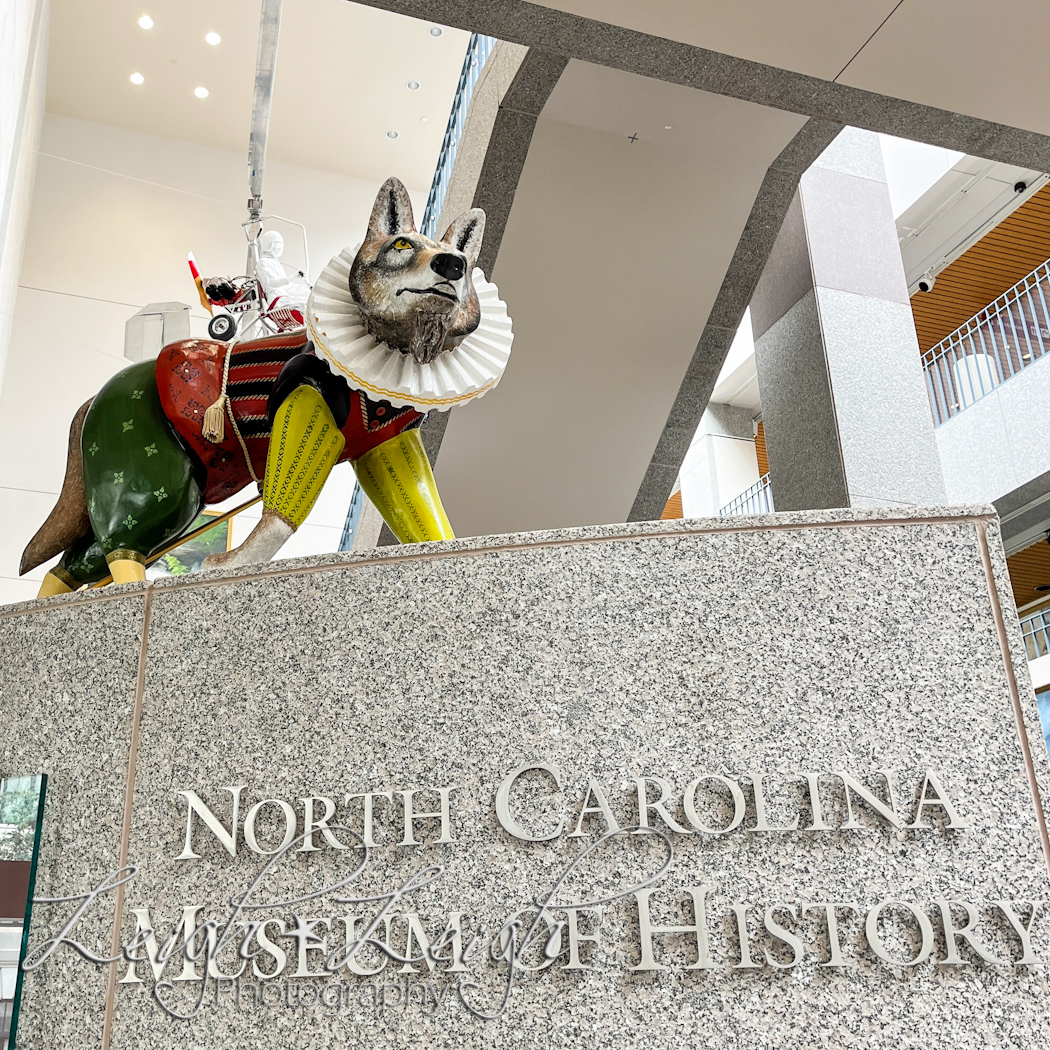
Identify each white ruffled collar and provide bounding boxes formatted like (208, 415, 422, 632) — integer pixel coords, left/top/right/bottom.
(307, 247, 513, 412)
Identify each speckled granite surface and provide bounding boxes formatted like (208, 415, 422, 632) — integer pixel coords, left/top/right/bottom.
(0, 591, 146, 1047)
(4, 507, 1050, 1048)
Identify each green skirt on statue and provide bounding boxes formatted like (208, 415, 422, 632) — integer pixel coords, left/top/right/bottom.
(72, 359, 206, 582)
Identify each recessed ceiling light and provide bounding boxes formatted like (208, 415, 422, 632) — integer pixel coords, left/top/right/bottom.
(664, 125, 672, 130)
(386, 130, 399, 139)
(194, 86, 209, 99)
(407, 80, 420, 91)
(420, 116, 429, 123)
(429, 26, 443, 37)
(138, 14, 153, 29)
(205, 31, 221, 45)
(1036, 584, 1050, 593)
(129, 72, 145, 85)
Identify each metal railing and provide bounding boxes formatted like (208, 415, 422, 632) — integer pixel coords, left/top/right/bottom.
(1021, 607, 1050, 662)
(419, 33, 495, 239)
(922, 258, 1050, 426)
(719, 474, 774, 517)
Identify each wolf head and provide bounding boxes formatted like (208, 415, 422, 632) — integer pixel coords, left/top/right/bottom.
(349, 177, 486, 365)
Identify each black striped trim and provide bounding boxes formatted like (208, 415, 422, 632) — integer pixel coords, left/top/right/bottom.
(238, 417, 273, 437)
(229, 344, 305, 367)
(227, 379, 274, 398)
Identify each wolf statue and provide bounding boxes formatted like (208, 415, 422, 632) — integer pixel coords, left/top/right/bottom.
(20, 178, 513, 597)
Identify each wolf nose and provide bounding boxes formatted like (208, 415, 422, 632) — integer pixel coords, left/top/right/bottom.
(430, 253, 465, 282)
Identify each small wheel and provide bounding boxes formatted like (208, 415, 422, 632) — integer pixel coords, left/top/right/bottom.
(208, 313, 237, 341)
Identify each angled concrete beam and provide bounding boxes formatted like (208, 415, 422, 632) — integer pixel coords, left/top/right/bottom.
(349, 0, 1050, 171)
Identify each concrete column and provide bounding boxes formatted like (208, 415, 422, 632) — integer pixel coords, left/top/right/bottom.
(751, 128, 946, 511)
(0, 0, 48, 397)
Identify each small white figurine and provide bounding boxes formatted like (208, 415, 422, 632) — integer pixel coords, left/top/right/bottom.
(256, 230, 311, 325)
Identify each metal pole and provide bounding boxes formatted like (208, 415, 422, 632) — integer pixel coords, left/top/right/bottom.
(246, 0, 283, 277)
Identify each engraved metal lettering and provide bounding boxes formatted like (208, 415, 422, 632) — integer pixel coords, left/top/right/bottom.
(630, 886, 717, 971)
(683, 775, 745, 835)
(750, 773, 800, 832)
(493, 762, 565, 842)
(801, 902, 859, 967)
(864, 900, 934, 966)
(635, 776, 691, 835)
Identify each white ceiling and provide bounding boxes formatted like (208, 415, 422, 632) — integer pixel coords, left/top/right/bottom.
(839, 1, 1050, 138)
(531, 0, 1050, 138)
(45, 0, 470, 190)
(434, 61, 806, 536)
(528, 1, 902, 81)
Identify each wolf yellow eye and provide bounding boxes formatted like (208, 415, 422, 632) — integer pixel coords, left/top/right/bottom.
(392, 238, 413, 250)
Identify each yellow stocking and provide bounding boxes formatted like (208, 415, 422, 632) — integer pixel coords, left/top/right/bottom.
(106, 551, 146, 584)
(265, 384, 346, 528)
(37, 569, 75, 597)
(353, 428, 454, 544)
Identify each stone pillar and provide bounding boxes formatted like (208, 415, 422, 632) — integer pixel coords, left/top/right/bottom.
(751, 128, 946, 511)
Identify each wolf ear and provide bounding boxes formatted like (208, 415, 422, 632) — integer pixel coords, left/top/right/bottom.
(441, 208, 485, 271)
(367, 177, 416, 238)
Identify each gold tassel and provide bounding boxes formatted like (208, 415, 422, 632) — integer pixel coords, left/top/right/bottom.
(202, 395, 227, 443)
(202, 342, 235, 444)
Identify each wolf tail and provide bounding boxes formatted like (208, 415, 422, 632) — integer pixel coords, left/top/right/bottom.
(19, 399, 94, 575)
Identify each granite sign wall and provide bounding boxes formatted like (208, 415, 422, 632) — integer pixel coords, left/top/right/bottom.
(2, 506, 1049, 1047)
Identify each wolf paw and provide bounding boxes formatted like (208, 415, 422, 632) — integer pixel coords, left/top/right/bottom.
(202, 547, 241, 570)
(201, 511, 294, 572)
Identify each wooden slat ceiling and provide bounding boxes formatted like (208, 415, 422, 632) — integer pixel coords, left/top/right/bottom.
(1007, 539, 1050, 609)
(661, 490, 683, 519)
(756, 421, 768, 476)
(910, 183, 1050, 352)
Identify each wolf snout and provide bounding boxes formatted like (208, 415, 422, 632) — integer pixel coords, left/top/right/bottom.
(430, 253, 465, 282)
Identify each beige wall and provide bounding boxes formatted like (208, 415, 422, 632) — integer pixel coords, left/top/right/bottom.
(0, 0, 48, 397)
(0, 114, 425, 604)
(436, 65, 806, 536)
